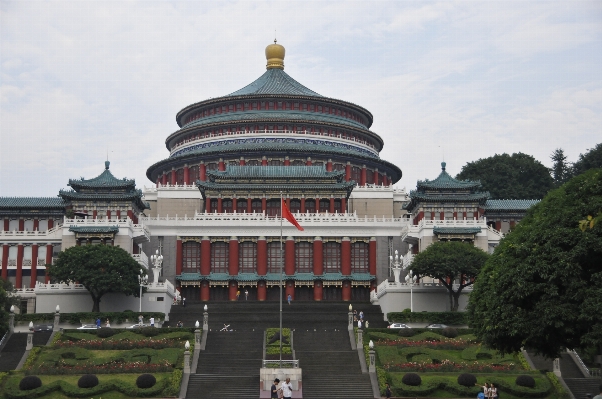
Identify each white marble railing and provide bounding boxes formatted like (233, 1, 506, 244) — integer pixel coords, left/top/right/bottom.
(35, 282, 87, 292)
(132, 253, 148, 268)
(144, 184, 198, 192)
(62, 217, 150, 240)
(0, 223, 64, 237)
(144, 279, 176, 296)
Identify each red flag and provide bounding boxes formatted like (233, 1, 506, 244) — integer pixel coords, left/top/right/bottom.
(282, 199, 304, 231)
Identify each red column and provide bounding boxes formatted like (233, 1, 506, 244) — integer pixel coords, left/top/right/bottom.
(510, 220, 516, 230)
(201, 237, 211, 275)
(3, 218, 9, 231)
(161, 173, 168, 185)
(217, 197, 223, 213)
(232, 198, 237, 213)
(30, 244, 38, 288)
(473, 211, 478, 219)
(326, 159, 332, 171)
(257, 281, 267, 301)
(285, 237, 295, 275)
(201, 281, 210, 301)
(205, 197, 211, 213)
(184, 164, 190, 185)
(495, 220, 502, 231)
(360, 166, 367, 186)
(341, 237, 351, 276)
(200, 163, 206, 181)
(284, 156, 290, 166)
(106, 210, 111, 219)
(300, 198, 306, 213)
(286, 197, 291, 211)
(92, 210, 97, 219)
(382, 174, 388, 187)
(342, 281, 351, 302)
(262, 156, 268, 166)
(306, 157, 312, 166)
(373, 169, 379, 185)
(18, 218, 24, 231)
(229, 281, 238, 301)
(341, 198, 347, 214)
(33, 218, 39, 231)
(239, 157, 245, 166)
(257, 236, 267, 275)
(219, 158, 225, 171)
(45, 244, 53, 283)
(440, 212, 445, 220)
(16, 243, 23, 288)
(286, 281, 295, 300)
(453, 211, 458, 220)
(329, 197, 335, 213)
(176, 239, 183, 276)
(369, 237, 377, 276)
(126, 210, 133, 220)
(313, 281, 323, 301)
(345, 162, 351, 182)
(313, 237, 323, 275)
(116, 210, 121, 219)
(48, 219, 54, 229)
(261, 197, 267, 214)
(229, 237, 239, 276)
(1, 244, 8, 280)
(170, 168, 176, 185)
(247, 198, 252, 213)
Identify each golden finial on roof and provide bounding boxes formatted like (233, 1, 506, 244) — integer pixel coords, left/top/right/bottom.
(265, 39, 285, 70)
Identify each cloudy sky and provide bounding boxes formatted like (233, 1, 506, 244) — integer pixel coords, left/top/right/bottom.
(1, 1, 601, 198)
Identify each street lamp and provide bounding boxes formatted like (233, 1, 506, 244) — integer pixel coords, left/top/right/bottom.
(139, 269, 148, 313)
(150, 249, 164, 285)
(389, 250, 401, 283)
(405, 270, 417, 312)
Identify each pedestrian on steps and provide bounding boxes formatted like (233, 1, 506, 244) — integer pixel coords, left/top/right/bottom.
(385, 382, 392, 398)
(592, 384, 602, 399)
(270, 378, 280, 399)
(287, 294, 292, 305)
(281, 377, 292, 399)
(245, 289, 249, 300)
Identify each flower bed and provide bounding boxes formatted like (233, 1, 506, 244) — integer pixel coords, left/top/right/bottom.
(28, 359, 173, 375)
(54, 337, 183, 350)
(383, 360, 517, 373)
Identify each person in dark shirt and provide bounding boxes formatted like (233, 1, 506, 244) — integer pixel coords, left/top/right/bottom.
(270, 378, 280, 398)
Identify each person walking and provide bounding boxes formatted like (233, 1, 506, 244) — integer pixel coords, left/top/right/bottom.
(105, 318, 110, 328)
(95, 317, 101, 329)
(358, 319, 362, 329)
(385, 382, 392, 398)
(138, 314, 143, 326)
(150, 317, 155, 327)
(287, 294, 292, 305)
(270, 378, 280, 399)
(182, 297, 186, 307)
(359, 310, 364, 320)
(245, 289, 249, 300)
(236, 290, 240, 300)
(281, 377, 293, 399)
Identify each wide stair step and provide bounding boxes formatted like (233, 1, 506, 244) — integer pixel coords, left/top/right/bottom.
(187, 375, 258, 399)
(564, 377, 602, 399)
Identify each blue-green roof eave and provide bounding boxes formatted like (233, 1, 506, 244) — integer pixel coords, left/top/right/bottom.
(207, 165, 345, 180)
(68, 162, 136, 190)
(433, 227, 482, 235)
(59, 190, 150, 210)
(485, 199, 540, 210)
(0, 197, 65, 209)
(417, 162, 481, 190)
(196, 181, 356, 194)
(68, 226, 120, 234)
(226, 69, 323, 98)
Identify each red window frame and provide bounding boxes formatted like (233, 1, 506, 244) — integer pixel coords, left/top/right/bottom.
(295, 242, 313, 273)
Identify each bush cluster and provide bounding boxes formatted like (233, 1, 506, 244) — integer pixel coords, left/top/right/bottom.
(401, 373, 421, 386)
(387, 311, 467, 325)
(78, 374, 99, 388)
(398, 329, 416, 337)
(515, 375, 536, 388)
(457, 373, 477, 387)
(441, 327, 459, 338)
(19, 376, 42, 391)
(140, 327, 161, 337)
(15, 311, 164, 325)
(96, 328, 115, 338)
(136, 374, 157, 389)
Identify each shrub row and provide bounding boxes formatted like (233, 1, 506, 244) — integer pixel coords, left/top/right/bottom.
(387, 312, 468, 325)
(5, 374, 170, 399)
(15, 311, 165, 325)
(368, 327, 475, 337)
(55, 337, 184, 350)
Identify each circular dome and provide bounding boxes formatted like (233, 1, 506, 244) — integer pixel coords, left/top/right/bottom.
(266, 40, 285, 70)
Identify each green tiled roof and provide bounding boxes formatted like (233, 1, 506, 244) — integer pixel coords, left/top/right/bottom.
(433, 227, 482, 235)
(417, 162, 481, 190)
(177, 272, 202, 281)
(182, 110, 367, 131)
(59, 190, 150, 210)
(69, 162, 135, 190)
(68, 226, 120, 234)
(227, 69, 323, 98)
(485, 199, 539, 210)
(0, 197, 65, 209)
(406, 192, 490, 204)
(197, 181, 356, 194)
(207, 165, 345, 180)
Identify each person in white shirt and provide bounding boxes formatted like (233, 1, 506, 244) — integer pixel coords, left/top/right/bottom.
(150, 317, 155, 327)
(281, 377, 292, 399)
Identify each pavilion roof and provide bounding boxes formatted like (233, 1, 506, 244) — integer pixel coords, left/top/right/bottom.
(59, 190, 150, 210)
(226, 68, 323, 98)
(68, 162, 135, 190)
(416, 162, 481, 190)
(485, 199, 539, 211)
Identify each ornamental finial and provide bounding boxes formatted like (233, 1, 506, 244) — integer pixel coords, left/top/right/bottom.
(441, 161, 446, 171)
(265, 40, 285, 70)
(105, 161, 110, 170)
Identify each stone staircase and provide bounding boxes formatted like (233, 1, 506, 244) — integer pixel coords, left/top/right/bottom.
(172, 301, 381, 399)
(0, 332, 52, 372)
(564, 377, 602, 399)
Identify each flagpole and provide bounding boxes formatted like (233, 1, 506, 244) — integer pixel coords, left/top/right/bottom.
(279, 191, 283, 368)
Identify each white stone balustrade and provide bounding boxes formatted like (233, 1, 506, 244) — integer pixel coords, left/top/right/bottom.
(0, 223, 63, 238)
(132, 253, 148, 269)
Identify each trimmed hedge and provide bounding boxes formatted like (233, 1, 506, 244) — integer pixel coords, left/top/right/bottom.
(136, 373, 156, 389)
(457, 373, 477, 387)
(15, 311, 164, 325)
(19, 376, 42, 391)
(516, 374, 536, 388)
(77, 374, 99, 388)
(368, 328, 475, 337)
(401, 373, 421, 386)
(387, 312, 468, 325)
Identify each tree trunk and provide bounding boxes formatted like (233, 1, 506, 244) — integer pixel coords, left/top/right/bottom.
(451, 290, 460, 312)
(91, 295, 101, 312)
(448, 290, 454, 312)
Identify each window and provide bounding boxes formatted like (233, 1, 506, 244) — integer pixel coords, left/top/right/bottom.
(333, 163, 344, 171)
(176, 169, 185, 185)
(222, 199, 233, 213)
(295, 242, 313, 273)
(189, 165, 199, 181)
(206, 162, 218, 171)
(251, 199, 262, 213)
(366, 169, 374, 184)
(266, 200, 280, 217)
(323, 242, 341, 272)
(183, 242, 200, 273)
(305, 199, 316, 213)
(239, 242, 256, 273)
(267, 242, 282, 273)
(268, 159, 283, 166)
(351, 242, 369, 273)
(319, 199, 330, 213)
(211, 242, 228, 273)
(247, 160, 260, 166)
(334, 199, 342, 213)
(210, 199, 218, 213)
(291, 160, 305, 166)
(290, 200, 301, 213)
(237, 200, 248, 213)
(351, 167, 361, 182)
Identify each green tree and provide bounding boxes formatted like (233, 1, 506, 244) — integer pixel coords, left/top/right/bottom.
(410, 241, 489, 312)
(550, 148, 571, 187)
(0, 283, 11, 337)
(48, 245, 145, 312)
(573, 143, 602, 176)
(467, 169, 602, 358)
(456, 153, 554, 199)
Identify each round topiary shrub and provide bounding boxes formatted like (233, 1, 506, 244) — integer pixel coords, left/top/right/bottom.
(136, 373, 157, 389)
(401, 373, 421, 386)
(78, 374, 99, 388)
(515, 374, 536, 388)
(457, 373, 477, 387)
(140, 326, 161, 337)
(398, 328, 416, 337)
(441, 327, 459, 338)
(96, 327, 115, 338)
(19, 376, 42, 391)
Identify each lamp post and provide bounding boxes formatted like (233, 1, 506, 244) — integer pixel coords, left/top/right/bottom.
(348, 304, 353, 331)
(405, 270, 417, 312)
(9, 305, 15, 333)
(368, 340, 376, 373)
(138, 269, 148, 313)
(150, 249, 164, 286)
(203, 304, 208, 331)
(184, 340, 191, 374)
(389, 250, 401, 283)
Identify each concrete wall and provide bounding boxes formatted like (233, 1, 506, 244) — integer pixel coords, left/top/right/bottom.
(114, 235, 132, 253)
(61, 235, 77, 250)
(349, 198, 394, 218)
(146, 200, 158, 217)
(157, 198, 201, 217)
(375, 236, 407, 285)
(377, 286, 471, 321)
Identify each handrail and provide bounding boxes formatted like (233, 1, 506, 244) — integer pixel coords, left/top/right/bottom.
(261, 359, 299, 368)
(570, 349, 592, 376)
